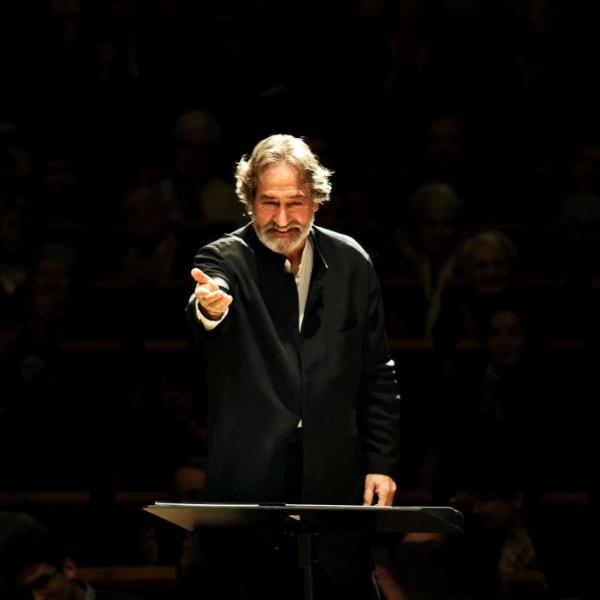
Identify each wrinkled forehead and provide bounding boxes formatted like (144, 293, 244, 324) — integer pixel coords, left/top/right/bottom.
(257, 162, 310, 193)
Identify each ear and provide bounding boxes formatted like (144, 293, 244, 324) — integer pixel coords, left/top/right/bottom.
(313, 201, 320, 213)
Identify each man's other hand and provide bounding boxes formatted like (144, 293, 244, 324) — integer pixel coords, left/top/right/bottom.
(363, 474, 397, 506)
(191, 268, 233, 320)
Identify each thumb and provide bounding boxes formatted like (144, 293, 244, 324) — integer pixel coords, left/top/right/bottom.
(191, 268, 212, 285)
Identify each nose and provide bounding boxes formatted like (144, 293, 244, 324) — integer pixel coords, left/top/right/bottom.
(274, 204, 290, 227)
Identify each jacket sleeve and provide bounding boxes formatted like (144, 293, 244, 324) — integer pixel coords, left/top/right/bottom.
(185, 243, 232, 342)
(360, 264, 401, 478)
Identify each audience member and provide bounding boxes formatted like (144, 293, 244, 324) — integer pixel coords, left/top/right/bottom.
(156, 110, 245, 232)
(139, 456, 207, 567)
(0, 526, 143, 600)
(436, 305, 552, 498)
(117, 184, 187, 286)
(388, 182, 466, 337)
(433, 230, 522, 349)
(460, 468, 547, 600)
(0, 243, 93, 488)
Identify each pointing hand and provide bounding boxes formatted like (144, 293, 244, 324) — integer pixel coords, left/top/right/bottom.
(191, 268, 233, 320)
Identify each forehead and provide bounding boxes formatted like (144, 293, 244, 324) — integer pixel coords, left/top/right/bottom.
(257, 163, 306, 192)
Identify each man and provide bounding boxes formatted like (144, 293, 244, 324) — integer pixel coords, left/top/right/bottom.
(186, 134, 401, 598)
(0, 526, 142, 600)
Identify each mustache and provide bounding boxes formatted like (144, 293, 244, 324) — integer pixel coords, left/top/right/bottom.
(264, 223, 303, 233)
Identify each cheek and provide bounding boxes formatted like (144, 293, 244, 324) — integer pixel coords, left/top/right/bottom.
(252, 210, 272, 227)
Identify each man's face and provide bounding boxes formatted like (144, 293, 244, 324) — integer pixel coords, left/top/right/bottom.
(251, 163, 318, 258)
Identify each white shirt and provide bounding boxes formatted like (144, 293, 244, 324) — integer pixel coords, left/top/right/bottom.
(284, 238, 313, 331)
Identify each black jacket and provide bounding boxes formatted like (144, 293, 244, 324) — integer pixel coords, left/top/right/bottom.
(186, 224, 400, 504)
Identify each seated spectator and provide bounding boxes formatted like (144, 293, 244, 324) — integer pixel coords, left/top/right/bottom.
(117, 184, 188, 286)
(0, 243, 93, 489)
(140, 456, 208, 567)
(436, 305, 552, 497)
(434, 230, 523, 350)
(156, 110, 246, 233)
(388, 182, 466, 337)
(460, 468, 547, 600)
(24, 243, 81, 350)
(0, 526, 143, 600)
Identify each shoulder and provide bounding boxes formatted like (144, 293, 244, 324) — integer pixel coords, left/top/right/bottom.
(200, 225, 252, 258)
(313, 225, 372, 264)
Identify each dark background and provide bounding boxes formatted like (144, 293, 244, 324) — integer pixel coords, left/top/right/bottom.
(0, 1, 598, 599)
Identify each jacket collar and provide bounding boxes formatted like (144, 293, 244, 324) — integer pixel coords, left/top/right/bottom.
(235, 223, 329, 278)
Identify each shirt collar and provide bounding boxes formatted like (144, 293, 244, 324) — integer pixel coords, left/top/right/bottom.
(284, 237, 313, 277)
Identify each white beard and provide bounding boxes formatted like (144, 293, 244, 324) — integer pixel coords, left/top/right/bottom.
(254, 216, 313, 257)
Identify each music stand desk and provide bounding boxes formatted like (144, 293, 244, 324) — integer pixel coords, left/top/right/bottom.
(144, 503, 463, 600)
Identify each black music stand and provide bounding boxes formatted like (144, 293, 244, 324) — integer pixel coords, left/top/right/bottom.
(144, 503, 463, 600)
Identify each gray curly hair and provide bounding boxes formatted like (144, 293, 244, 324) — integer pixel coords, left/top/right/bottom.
(234, 134, 333, 211)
